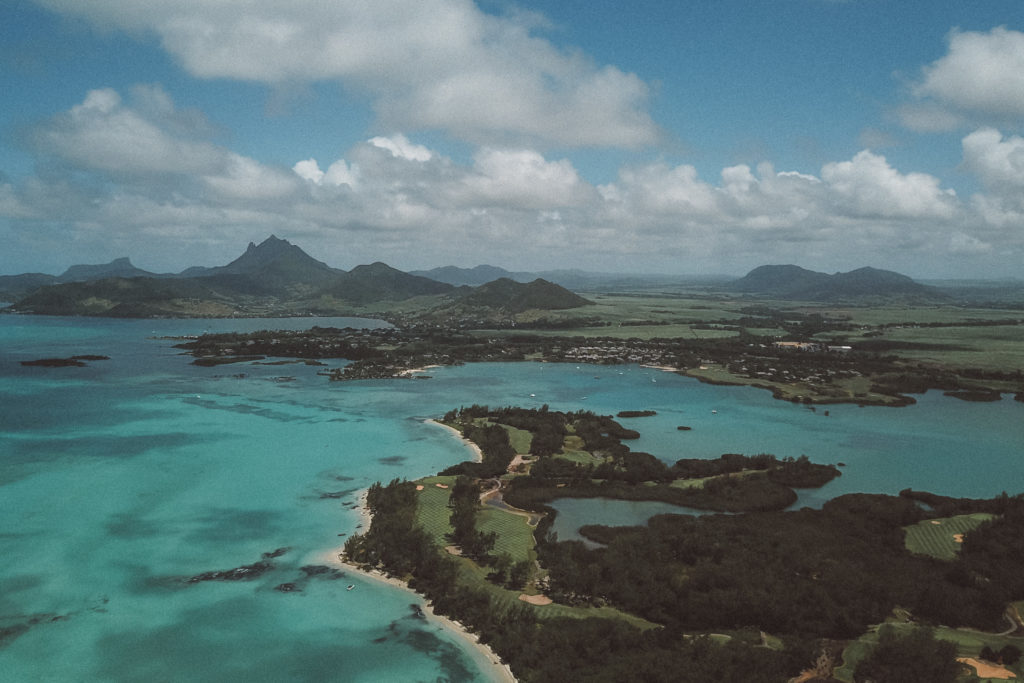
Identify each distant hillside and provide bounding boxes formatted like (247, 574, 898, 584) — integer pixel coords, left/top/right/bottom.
(319, 262, 455, 304)
(3, 237, 459, 316)
(10, 276, 235, 317)
(730, 265, 945, 301)
(58, 257, 157, 283)
(455, 278, 591, 313)
(0, 273, 59, 301)
(180, 235, 343, 292)
(409, 265, 534, 286)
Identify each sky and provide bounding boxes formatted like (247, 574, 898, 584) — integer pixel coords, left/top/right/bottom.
(1, 0, 1023, 279)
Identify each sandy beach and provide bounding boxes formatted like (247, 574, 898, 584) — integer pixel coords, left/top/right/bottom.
(320, 535, 516, 683)
(399, 364, 442, 377)
(426, 419, 484, 463)
(316, 423, 514, 680)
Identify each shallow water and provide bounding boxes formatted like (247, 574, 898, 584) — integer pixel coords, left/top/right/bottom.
(1, 316, 1022, 680)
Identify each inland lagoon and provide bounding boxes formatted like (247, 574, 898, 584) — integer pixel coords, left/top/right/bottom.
(1, 316, 1022, 681)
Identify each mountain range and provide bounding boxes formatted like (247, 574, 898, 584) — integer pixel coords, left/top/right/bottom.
(729, 264, 946, 301)
(1, 236, 590, 318)
(1, 237, 958, 317)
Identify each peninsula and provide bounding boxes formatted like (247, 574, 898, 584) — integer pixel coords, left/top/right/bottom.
(337, 406, 1024, 682)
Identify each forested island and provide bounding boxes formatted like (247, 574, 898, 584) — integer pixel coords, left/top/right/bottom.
(175, 322, 1024, 407)
(340, 406, 1024, 682)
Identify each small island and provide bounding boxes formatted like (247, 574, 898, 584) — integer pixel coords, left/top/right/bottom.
(20, 355, 110, 367)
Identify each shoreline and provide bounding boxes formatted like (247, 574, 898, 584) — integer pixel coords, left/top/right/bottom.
(320, 535, 516, 683)
(426, 418, 484, 463)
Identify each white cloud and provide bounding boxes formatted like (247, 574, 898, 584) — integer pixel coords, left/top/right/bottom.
(203, 154, 299, 200)
(35, 0, 658, 148)
(7, 88, 1021, 276)
(32, 87, 224, 176)
(902, 27, 1024, 131)
(916, 27, 1024, 118)
(369, 135, 433, 162)
(457, 149, 592, 209)
(821, 150, 956, 219)
(962, 128, 1024, 191)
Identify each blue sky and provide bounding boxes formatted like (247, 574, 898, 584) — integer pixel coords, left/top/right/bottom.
(1, 0, 1022, 278)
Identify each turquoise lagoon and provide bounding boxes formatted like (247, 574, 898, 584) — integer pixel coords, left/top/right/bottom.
(1, 316, 1022, 681)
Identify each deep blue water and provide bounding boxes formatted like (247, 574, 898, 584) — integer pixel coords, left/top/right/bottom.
(1, 316, 1021, 680)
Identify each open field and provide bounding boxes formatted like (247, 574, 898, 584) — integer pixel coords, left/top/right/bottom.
(500, 425, 532, 454)
(488, 323, 739, 340)
(904, 513, 996, 561)
(870, 325, 1024, 372)
(574, 293, 749, 324)
(477, 506, 535, 563)
(801, 304, 1024, 327)
(412, 475, 657, 627)
(415, 475, 457, 546)
(684, 365, 909, 406)
(834, 620, 1024, 682)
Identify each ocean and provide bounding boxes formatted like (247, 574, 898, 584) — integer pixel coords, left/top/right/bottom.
(1, 315, 1021, 681)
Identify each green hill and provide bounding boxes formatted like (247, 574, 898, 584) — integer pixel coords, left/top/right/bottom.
(731, 264, 944, 301)
(455, 277, 591, 313)
(319, 261, 455, 304)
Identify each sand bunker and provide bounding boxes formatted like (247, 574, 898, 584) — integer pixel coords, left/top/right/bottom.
(518, 594, 553, 606)
(958, 657, 1016, 679)
(953, 533, 964, 543)
(415, 485, 424, 491)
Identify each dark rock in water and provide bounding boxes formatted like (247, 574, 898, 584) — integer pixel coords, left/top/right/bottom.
(320, 491, 347, 499)
(943, 389, 1002, 402)
(617, 410, 657, 418)
(409, 604, 425, 620)
(21, 355, 110, 367)
(677, 425, 692, 431)
(299, 565, 344, 579)
(262, 547, 290, 559)
(187, 561, 273, 583)
(0, 623, 31, 646)
(22, 357, 85, 367)
(275, 583, 300, 592)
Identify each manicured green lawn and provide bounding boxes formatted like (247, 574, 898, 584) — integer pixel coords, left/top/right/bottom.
(415, 475, 457, 546)
(501, 425, 532, 454)
(904, 513, 995, 561)
(478, 506, 535, 563)
(835, 618, 1024, 682)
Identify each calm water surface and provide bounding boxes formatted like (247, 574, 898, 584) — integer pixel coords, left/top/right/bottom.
(1, 316, 1021, 680)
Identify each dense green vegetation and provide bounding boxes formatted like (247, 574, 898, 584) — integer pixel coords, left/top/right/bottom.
(340, 405, 1024, 682)
(851, 625, 961, 683)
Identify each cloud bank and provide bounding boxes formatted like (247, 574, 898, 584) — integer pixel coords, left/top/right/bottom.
(902, 26, 1024, 131)
(4, 86, 1021, 276)
(35, 0, 658, 148)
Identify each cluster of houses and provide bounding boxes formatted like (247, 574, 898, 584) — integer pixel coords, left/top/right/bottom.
(773, 341, 852, 353)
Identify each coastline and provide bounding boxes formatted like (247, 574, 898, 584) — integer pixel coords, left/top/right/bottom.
(426, 418, 484, 463)
(320, 533, 516, 683)
(318, 423, 510, 680)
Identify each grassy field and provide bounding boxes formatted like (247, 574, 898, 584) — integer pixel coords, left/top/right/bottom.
(872, 324, 1024, 372)
(477, 505, 535, 563)
(834, 618, 1024, 682)
(904, 513, 995, 561)
(501, 425, 533, 454)
(412, 475, 657, 627)
(574, 293, 748, 323)
(684, 365, 909, 406)
(415, 475, 457, 546)
(489, 323, 738, 340)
